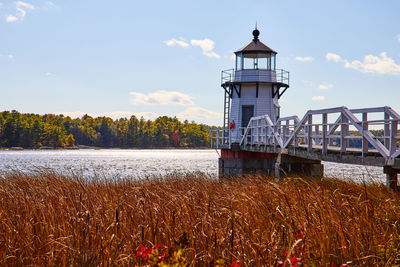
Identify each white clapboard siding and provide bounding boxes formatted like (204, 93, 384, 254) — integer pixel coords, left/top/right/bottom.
(256, 84, 274, 119)
(229, 82, 279, 142)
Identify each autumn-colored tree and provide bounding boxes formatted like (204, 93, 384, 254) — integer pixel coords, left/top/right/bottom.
(65, 134, 75, 147)
(0, 111, 214, 148)
(171, 130, 181, 147)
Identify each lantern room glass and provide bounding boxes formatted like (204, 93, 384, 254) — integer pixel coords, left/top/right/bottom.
(235, 52, 276, 71)
(236, 53, 243, 70)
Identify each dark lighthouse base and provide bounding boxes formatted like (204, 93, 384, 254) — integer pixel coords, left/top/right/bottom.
(219, 149, 323, 178)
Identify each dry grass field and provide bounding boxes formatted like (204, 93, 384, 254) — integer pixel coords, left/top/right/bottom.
(0, 171, 399, 266)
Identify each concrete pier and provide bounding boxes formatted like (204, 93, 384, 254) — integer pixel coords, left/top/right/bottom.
(219, 149, 323, 178)
(218, 149, 277, 176)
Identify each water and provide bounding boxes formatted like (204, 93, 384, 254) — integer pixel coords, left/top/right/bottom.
(0, 149, 386, 183)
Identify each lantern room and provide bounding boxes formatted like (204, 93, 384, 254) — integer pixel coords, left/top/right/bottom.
(235, 29, 277, 71)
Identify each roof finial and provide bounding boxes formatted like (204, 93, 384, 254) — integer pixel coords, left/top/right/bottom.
(252, 23, 260, 42)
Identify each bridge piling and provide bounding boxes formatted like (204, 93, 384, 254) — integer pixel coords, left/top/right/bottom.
(384, 166, 399, 191)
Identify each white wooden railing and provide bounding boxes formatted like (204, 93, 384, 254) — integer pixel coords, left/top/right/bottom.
(210, 129, 230, 148)
(211, 106, 400, 166)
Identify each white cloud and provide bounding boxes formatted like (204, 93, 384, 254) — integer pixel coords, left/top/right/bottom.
(45, 72, 53, 76)
(326, 53, 342, 63)
(8, 54, 14, 59)
(164, 37, 221, 59)
(176, 107, 223, 120)
(16, 1, 35, 10)
(0, 3, 3, 7)
(343, 52, 400, 75)
(312, 96, 325, 101)
(164, 38, 189, 48)
(129, 90, 194, 106)
(6, 15, 18, 23)
(5, 1, 35, 23)
(295, 56, 313, 62)
(16, 7, 26, 18)
(190, 39, 220, 59)
(318, 84, 333, 90)
(326, 52, 400, 75)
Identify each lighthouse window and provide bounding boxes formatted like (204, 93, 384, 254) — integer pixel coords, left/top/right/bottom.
(258, 57, 269, 69)
(236, 53, 243, 70)
(243, 57, 255, 69)
(271, 54, 276, 70)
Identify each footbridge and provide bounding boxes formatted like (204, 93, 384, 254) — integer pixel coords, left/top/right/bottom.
(211, 106, 400, 190)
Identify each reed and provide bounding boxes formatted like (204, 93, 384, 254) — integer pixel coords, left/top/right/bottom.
(0, 171, 399, 266)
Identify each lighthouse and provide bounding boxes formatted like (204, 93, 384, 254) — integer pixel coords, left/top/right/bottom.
(214, 28, 322, 177)
(223, 28, 289, 144)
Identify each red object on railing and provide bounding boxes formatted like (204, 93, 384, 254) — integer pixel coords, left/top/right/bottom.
(229, 120, 235, 129)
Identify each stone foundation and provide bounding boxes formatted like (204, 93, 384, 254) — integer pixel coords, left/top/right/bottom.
(219, 149, 323, 178)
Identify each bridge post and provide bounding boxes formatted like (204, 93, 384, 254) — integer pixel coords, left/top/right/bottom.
(322, 113, 328, 154)
(390, 119, 398, 155)
(384, 113, 390, 149)
(307, 115, 312, 152)
(362, 112, 369, 156)
(384, 166, 399, 191)
(340, 114, 349, 153)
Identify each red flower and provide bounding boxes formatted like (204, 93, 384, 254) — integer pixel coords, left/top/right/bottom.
(142, 247, 153, 259)
(135, 245, 153, 263)
(289, 257, 302, 266)
(297, 231, 304, 239)
(230, 261, 242, 267)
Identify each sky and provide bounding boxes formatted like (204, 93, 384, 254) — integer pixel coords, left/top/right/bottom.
(1, 0, 400, 126)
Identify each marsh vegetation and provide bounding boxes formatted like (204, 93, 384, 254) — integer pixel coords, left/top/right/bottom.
(0, 172, 399, 266)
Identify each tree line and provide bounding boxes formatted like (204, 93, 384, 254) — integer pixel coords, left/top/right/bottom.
(0, 110, 214, 148)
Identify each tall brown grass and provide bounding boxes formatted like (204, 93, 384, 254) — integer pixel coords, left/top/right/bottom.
(0, 171, 399, 266)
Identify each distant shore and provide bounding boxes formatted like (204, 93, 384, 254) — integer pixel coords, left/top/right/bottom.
(0, 146, 213, 151)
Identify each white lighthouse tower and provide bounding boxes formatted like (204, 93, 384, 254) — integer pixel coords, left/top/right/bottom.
(222, 28, 289, 144)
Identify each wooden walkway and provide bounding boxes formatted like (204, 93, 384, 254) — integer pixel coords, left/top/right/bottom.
(211, 106, 400, 169)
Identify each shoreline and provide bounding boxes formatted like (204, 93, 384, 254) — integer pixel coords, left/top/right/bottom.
(0, 146, 214, 151)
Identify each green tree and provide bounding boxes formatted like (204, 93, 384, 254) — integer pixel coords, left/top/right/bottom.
(43, 124, 66, 147)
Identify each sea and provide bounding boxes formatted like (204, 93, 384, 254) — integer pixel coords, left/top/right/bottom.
(0, 149, 386, 183)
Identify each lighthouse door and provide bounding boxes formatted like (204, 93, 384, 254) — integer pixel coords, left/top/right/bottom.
(241, 105, 254, 127)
